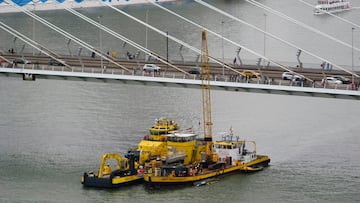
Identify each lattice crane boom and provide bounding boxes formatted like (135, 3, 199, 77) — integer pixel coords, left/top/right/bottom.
(201, 29, 213, 142)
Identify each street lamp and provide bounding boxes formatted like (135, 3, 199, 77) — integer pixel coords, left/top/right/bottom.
(263, 13, 267, 68)
(145, 9, 148, 61)
(352, 27, 354, 88)
(166, 31, 169, 70)
(221, 20, 224, 76)
(98, 15, 103, 70)
(32, 4, 35, 55)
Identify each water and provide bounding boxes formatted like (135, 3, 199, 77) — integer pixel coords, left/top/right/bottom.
(1, 76, 360, 202)
(1, 1, 360, 202)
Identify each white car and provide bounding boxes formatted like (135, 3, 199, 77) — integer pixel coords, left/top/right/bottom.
(321, 77, 342, 84)
(143, 64, 161, 72)
(282, 72, 304, 81)
(331, 75, 351, 84)
(282, 72, 294, 80)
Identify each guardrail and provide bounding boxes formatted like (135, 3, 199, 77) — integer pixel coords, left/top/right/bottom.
(1, 62, 358, 92)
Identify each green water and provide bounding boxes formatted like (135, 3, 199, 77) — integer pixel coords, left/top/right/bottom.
(0, 77, 359, 202)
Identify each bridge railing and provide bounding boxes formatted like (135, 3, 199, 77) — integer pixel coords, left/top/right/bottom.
(1, 62, 358, 91)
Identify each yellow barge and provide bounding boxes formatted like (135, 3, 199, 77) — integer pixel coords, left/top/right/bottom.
(143, 131, 270, 188)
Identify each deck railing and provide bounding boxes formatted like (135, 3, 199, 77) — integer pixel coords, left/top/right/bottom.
(1, 62, 358, 91)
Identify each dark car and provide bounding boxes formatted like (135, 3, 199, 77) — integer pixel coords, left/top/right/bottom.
(48, 58, 65, 66)
(188, 67, 200, 74)
(332, 75, 351, 84)
(13, 58, 31, 64)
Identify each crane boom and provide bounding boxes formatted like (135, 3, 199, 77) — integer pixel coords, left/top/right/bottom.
(201, 30, 213, 142)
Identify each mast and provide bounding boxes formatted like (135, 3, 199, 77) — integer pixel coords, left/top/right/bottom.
(200, 29, 213, 142)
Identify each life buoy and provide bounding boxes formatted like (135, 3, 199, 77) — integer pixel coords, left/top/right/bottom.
(189, 168, 193, 176)
(137, 169, 144, 175)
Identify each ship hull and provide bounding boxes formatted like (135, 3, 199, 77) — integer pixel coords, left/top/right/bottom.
(144, 156, 270, 188)
(82, 173, 143, 188)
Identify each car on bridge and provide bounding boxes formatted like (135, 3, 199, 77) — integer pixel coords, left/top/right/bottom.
(321, 77, 343, 84)
(241, 70, 260, 78)
(13, 58, 31, 64)
(188, 67, 201, 75)
(331, 75, 351, 84)
(48, 58, 65, 66)
(281, 71, 304, 81)
(143, 64, 161, 73)
(282, 72, 295, 80)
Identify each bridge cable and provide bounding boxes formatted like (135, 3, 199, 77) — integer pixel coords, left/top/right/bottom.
(102, 1, 246, 77)
(61, 5, 189, 75)
(0, 20, 72, 70)
(4, 0, 131, 73)
(147, 0, 318, 81)
(194, 0, 359, 78)
(246, 0, 360, 52)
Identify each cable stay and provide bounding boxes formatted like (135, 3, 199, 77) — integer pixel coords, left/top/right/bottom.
(102, 1, 245, 77)
(2, 0, 357, 80)
(4, 0, 132, 73)
(149, 0, 317, 82)
(246, 0, 360, 52)
(194, 0, 359, 78)
(146, 0, 312, 81)
(61, 5, 189, 75)
(0, 20, 71, 70)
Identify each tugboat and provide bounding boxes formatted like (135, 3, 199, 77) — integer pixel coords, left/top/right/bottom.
(143, 30, 270, 188)
(81, 153, 143, 188)
(149, 118, 180, 136)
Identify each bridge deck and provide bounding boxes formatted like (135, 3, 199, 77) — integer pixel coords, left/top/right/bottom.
(1, 66, 359, 100)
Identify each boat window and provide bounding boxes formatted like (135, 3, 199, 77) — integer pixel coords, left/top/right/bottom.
(167, 134, 196, 142)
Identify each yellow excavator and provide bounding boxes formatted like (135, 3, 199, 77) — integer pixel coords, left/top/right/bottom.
(81, 153, 143, 188)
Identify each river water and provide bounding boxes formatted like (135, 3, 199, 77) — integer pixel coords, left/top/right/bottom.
(1, 76, 360, 202)
(1, 0, 360, 202)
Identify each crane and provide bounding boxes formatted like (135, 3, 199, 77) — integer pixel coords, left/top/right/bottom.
(200, 30, 213, 158)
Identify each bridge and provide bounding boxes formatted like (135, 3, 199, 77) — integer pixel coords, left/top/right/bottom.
(1, 56, 359, 100)
(1, 0, 359, 100)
